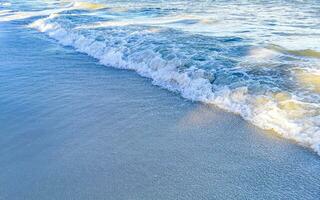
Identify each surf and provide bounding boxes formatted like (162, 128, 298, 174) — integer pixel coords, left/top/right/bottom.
(2, 0, 319, 155)
(28, 12, 320, 155)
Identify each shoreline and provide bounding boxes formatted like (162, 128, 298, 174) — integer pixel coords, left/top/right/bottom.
(29, 14, 320, 155)
(0, 22, 319, 200)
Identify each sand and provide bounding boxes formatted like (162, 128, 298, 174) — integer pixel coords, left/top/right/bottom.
(0, 22, 319, 200)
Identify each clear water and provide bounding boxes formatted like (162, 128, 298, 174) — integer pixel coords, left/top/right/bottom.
(1, 1, 320, 199)
(1, 19, 320, 200)
(1, 1, 320, 153)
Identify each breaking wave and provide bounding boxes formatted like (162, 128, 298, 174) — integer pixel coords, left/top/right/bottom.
(28, 11, 320, 154)
(2, 0, 319, 155)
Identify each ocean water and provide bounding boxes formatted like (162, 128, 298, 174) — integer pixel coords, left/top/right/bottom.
(1, 0, 319, 154)
(1, 1, 320, 199)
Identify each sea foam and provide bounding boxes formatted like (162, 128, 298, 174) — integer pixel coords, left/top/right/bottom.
(28, 14, 320, 155)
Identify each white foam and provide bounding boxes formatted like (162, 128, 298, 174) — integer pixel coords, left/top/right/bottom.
(29, 16, 320, 155)
(0, 2, 11, 7)
(0, 1, 106, 22)
(0, 9, 11, 16)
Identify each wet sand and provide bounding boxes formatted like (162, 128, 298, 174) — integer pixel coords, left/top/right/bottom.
(0, 22, 319, 200)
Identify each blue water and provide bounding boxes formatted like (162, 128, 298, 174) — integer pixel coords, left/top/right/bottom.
(0, 1, 320, 199)
(1, 0, 320, 153)
(3, 0, 319, 154)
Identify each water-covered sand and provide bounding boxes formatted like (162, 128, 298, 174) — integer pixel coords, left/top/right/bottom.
(1, 0, 318, 153)
(0, 20, 319, 199)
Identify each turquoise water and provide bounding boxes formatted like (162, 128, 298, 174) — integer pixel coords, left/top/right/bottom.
(2, 0, 319, 154)
(0, 1, 320, 199)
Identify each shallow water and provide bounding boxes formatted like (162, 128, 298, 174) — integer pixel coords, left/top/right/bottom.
(1, 0, 319, 154)
(1, 20, 320, 200)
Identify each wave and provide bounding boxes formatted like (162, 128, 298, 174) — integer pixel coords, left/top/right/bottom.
(71, 2, 106, 10)
(74, 14, 217, 30)
(294, 69, 320, 93)
(0, 2, 11, 7)
(28, 14, 320, 155)
(0, 1, 106, 22)
(269, 44, 320, 59)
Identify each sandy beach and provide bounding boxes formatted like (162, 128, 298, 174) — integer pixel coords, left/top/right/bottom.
(0, 21, 319, 200)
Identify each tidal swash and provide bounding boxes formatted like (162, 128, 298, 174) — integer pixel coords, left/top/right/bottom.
(1, 0, 320, 155)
